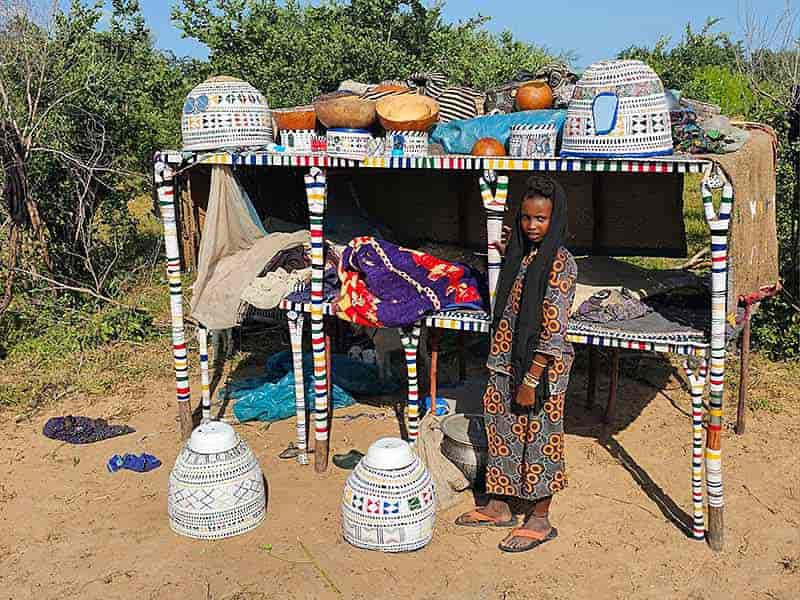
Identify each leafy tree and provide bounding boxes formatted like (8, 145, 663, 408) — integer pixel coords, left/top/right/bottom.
(1, 0, 191, 312)
(172, 0, 556, 108)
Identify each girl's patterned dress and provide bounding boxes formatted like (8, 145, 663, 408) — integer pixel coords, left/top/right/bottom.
(484, 246, 577, 501)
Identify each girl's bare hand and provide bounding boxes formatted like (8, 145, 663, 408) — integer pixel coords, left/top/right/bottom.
(514, 384, 536, 407)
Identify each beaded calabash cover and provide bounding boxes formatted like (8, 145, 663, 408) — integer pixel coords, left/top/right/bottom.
(182, 76, 273, 151)
(168, 421, 266, 540)
(342, 438, 436, 552)
(561, 60, 673, 158)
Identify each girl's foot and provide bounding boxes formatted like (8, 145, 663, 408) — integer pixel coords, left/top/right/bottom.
(455, 498, 517, 527)
(498, 513, 557, 552)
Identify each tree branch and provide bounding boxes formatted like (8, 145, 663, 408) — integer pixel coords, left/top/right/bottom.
(7, 266, 144, 312)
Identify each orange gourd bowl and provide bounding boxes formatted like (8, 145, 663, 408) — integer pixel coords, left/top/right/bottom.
(272, 106, 317, 132)
(515, 80, 554, 111)
(471, 137, 507, 156)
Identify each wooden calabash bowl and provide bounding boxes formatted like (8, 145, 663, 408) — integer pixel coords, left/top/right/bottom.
(376, 95, 440, 132)
(314, 95, 377, 129)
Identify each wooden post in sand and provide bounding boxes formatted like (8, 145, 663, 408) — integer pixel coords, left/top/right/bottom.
(305, 168, 330, 472)
(701, 169, 733, 551)
(155, 156, 193, 440)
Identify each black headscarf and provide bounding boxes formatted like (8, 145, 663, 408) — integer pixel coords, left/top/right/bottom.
(492, 175, 568, 390)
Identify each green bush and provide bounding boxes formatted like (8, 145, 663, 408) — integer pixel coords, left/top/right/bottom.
(751, 295, 800, 361)
(682, 64, 755, 116)
(620, 20, 799, 361)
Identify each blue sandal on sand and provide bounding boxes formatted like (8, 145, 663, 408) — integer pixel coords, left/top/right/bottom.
(108, 453, 161, 473)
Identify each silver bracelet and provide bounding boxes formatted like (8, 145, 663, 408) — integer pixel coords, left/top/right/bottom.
(522, 372, 540, 389)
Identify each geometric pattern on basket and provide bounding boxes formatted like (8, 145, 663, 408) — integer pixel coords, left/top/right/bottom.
(182, 76, 273, 152)
(385, 131, 429, 157)
(168, 437, 266, 540)
(562, 60, 673, 158)
(342, 454, 436, 552)
(508, 124, 558, 158)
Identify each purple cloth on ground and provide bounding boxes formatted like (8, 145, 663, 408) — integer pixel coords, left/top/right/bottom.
(43, 416, 135, 444)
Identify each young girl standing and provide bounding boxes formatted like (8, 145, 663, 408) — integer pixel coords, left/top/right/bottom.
(457, 175, 577, 553)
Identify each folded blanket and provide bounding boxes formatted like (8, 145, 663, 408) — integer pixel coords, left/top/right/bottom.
(336, 236, 485, 328)
(241, 267, 312, 310)
(574, 288, 652, 323)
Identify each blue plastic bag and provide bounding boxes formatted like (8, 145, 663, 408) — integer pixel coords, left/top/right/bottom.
(228, 371, 356, 423)
(265, 350, 402, 396)
(430, 110, 567, 155)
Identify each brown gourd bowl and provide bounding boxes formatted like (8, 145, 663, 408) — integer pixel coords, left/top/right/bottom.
(272, 106, 317, 132)
(313, 95, 377, 129)
(376, 95, 440, 132)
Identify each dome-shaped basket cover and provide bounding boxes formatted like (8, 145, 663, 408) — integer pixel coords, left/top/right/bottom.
(342, 437, 436, 552)
(181, 76, 273, 151)
(168, 421, 266, 540)
(561, 60, 673, 158)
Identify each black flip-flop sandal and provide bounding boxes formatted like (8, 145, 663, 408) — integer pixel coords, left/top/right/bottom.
(455, 510, 519, 528)
(333, 449, 364, 470)
(278, 443, 314, 459)
(498, 527, 558, 553)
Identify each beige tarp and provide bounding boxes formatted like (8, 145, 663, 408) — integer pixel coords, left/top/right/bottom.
(190, 166, 308, 329)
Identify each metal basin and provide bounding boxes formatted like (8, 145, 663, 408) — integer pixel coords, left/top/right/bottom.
(440, 413, 488, 488)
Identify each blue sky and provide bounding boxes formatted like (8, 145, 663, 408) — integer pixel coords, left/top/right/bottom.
(129, 0, 788, 68)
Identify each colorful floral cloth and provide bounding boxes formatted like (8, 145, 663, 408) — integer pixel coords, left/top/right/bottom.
(336, 236, 485, 328)
(484, 246, 577, 501)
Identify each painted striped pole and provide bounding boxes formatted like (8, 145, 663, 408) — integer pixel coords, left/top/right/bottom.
(684, 359, 708, 540)
(400, 325, 422, 443)
(480, 171, 509, 315)
(154, 157, 193, 440)
(701, 170, 733, 551)
(305, 168, 330, 472)
(197, 325, 211, 422)
(287, 311, 309, 465)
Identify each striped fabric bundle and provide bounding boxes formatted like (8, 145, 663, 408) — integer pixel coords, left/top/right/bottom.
(359, 81, 416, 103)
(407, 72, 485, 123)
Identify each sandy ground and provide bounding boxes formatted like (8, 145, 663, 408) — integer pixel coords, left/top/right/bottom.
(1, 354, 798, 600)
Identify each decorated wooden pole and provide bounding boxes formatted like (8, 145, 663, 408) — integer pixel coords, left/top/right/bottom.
(479, 170, 509, 315)
(287, 311, 309, 465)
(400, 324, 422, 443)
(701, 169, 733, 550)
(154, 156, 193, 440)
(305, 168, 330, 472)
(197, 325, 211, 422)
(684, 359, 709, 540)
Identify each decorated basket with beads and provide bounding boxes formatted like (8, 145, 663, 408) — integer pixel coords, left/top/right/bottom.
(168, 421, 266, 540)
(385, 130, 429, 157)
(508, 123, 558, 158)
(561, 60, 673, 158)
(341, 438, 436, 552)
(280, 129, 316, 153)
(326, 128, 373, 160)
(181, 76, 273, 151)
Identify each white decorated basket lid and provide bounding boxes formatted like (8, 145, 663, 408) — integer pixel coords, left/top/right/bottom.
(181, 75, 273, 152)
(561, 59, 673, 158)
(187, 420, 239, 454)
(364, 437, 415, 470)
